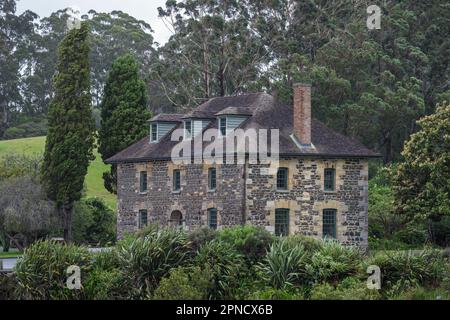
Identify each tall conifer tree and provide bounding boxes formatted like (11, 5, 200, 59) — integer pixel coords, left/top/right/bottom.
(99, 53, 150, 194)
(42, 23, 95, 242)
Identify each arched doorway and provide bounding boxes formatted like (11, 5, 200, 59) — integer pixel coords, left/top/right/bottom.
(169, 210, 183, 229)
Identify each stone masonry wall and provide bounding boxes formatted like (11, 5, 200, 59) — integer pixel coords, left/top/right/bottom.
(245, 157, 369, 248)
(117, 161, 246, 238)
(116, 157, 369, 248)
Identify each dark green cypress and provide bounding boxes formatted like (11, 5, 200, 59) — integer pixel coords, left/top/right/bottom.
(98, 53, 151, 194)
(41, 23, 95, 243)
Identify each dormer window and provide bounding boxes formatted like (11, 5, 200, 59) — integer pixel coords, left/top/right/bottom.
(219, 118, 227, 136)
(151, 123, 158, 142)
(184, 120, 192, 140)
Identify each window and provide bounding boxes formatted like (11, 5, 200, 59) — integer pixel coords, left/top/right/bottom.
(219, 118, 227, 136)
(208, 208, 218, 230)
(139, 210, 148, 229)
(276, 168, 288, 190)
(275, 209, 289, 236)
(139, 171, 147, 193)
(324, 168, 336, 192)
(173, 169, 181, 192)
(184, 120, 192, 139)
(151, 123, 158, 142)
(208, 168, 217, 191)
(323, 209, 337, 239)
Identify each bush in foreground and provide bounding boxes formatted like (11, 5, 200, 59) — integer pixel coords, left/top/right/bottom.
(15, 240, 91, 300)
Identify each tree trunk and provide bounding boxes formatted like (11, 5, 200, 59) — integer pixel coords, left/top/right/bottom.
(62, 204, 73, 244)
(1, 232, 10, 252)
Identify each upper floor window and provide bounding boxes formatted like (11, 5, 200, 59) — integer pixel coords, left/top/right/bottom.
(219, 118, 227, 136)
(173, 169, 181, 192)
(275, 208, 289, 236)
(151, 123, 158, 142)
(208, 168, 217, 191)
(207, 208, 218, 230)
(140, 171, 147, 193)
(277, 167, 288, 190)
(324, 168, 336, 192)
(184, 120, 192, 140)
(138, 209, 148, 229)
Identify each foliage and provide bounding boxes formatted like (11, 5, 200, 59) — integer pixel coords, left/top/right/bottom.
(14, 240, 92, 300)
(247, 287, 305, 300)
(116, 227, 191, 298)
(0, 273, 17, 300)
(365, 249, 449, 294)
(187, 227, 217, 253)
(98, 53, 151, 194)
(195, 239, 244, 300)
(309, 277, 381, 300)
(217, 225, 274, 264)
(72, 198, 116, 246)
(391, 103, 450, 224)
(257, 237, 309, 290)
(84, 266, 127, 300)
(392, 287, 450, 300)
(41, 22, 96, 242)
(0, 175, 57, 250)
(306, 240, 362, 284)
(0, 153, 42, 181)
(153, 266, 211, 300)
(3, 119, 47, 140)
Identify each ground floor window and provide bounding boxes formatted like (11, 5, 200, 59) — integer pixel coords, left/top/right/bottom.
(275, 208, 289, 236)
(323, 209, 337, 239)
(169, 210, 183, 228)
(207, 208, 218, 230)
(139, 209, 148, 229)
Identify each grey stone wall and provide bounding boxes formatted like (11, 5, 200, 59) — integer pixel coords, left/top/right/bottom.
(116, 157, 368, 248)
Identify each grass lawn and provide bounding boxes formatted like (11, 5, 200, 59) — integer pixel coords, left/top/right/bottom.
(0, 136, 117, 209)
(0, 251, 22, 259)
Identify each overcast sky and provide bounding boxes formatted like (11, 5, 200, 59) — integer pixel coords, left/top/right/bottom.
(16, 0, 172, 45)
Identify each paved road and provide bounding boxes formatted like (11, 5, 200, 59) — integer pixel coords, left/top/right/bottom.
(0, 258, 18, 271)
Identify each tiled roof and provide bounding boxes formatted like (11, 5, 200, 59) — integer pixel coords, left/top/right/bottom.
(106, 92, 380, 164)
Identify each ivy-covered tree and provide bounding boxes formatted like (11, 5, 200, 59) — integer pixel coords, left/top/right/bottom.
(98, 53, 151, 194)
(391, 103, 450, 231)
(41, 23, 95, 243)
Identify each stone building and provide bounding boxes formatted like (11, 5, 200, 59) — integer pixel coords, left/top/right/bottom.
(106, 84, 379, 248)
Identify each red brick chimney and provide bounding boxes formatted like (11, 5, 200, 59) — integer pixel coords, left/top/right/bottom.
(293, 83, 312, 146)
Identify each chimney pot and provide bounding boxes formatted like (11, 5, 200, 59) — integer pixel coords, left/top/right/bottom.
(293, 83, 312, 146)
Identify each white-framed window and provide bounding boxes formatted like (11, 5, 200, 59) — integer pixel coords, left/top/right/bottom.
(184, 120, 192, 140)
(219, 117, 227, 136)
(150, 123, 158, 142)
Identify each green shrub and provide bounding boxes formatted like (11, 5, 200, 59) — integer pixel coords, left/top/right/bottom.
(3, 119, 48, 140)
(257, 237, 309, 290)
(84, 267, 128, 300)
(366, 248, 448, 293)
(116, 227, 190, 298)
(247, 287, 305, 300)
(218, 225, 274, 264)
(391, 286, 450, 300)
(195, 239, 244, 299)
(15, 240, 92, 300)
(306, 240, 362, 284)
(73, 198, 116, 246)
(187, 227, 217, 253)
(153, 266, 211, 300)
(0, 273, 17, 300)
(310, 277, 381, 300)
